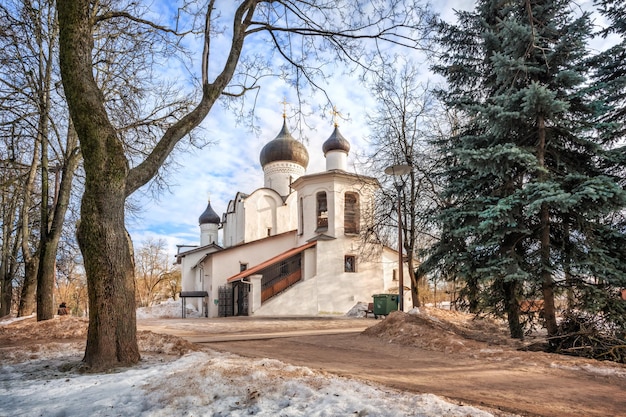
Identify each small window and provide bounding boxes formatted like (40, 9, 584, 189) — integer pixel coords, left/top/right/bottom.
(280, 261, 288, 276)
(392, 269, 397, 281)
(344, 192, 359, 234)
(240, 263, 248, 272)
(345, 255, 356, 273)
(316, 192, 328, 231)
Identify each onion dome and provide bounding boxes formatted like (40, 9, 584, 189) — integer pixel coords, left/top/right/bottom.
(322, 125, 350, 156)
(198, 200, 220, 225)
(259, 119, 309, 168)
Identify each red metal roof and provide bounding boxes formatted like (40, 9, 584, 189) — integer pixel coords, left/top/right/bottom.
(226, 240, 317, 283)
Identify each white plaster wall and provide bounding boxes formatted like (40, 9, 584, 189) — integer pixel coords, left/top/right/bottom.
(180, 251, 205, 292)
(325, 150, 347, 171)
(254, 239, 387, 316)
(179, 250, 209, 313)
(223, 189, 299, 247)
(314, 238, 385, 314)
(292, 172, 378, 246)
(302, 246, 317, 280)
(292, 181, 333, 242)
(243, 191, 280, 242)
(235, 197, 246, 246)
(263, 161, 305, 196)
(200, 231, 298, 317)
(223, 197, 246, 248)
(254, 277, 320, 315)
(200, 223, 219, 246)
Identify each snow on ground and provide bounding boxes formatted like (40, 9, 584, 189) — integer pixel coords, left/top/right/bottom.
(136, 298, 202, 319)
(1, 301, 501, 417)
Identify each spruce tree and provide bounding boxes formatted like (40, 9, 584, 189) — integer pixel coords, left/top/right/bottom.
(429, 0, 626, 338)
(592, 0, 626, 142)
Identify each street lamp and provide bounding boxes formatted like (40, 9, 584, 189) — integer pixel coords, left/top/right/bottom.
(384, 164, 411, 312)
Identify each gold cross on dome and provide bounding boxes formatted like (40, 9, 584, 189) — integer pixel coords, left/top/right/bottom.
(281, 97, 289, 119)
(331, 106, 343, 127)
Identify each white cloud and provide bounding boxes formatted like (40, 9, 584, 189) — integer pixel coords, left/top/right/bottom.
(126, 0, 613, 257)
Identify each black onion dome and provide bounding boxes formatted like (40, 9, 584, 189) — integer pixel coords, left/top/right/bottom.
(322, 125, 350, 155)
(259, 119, 309, 168)
(198, 200, 220, 225)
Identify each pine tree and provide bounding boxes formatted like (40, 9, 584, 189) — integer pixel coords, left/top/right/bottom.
(429, 0, 626, 338)
(591, 0, 626, 142)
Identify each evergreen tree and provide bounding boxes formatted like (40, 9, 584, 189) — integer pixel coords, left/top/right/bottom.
(591, 0, 626, 142)
(429, 0, 626, 338)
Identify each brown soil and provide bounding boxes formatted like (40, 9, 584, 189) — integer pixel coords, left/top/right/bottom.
(204, 309, 626, 417)
(2, 309, 625, 417)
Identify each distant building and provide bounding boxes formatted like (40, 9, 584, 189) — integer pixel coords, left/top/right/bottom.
(176, 116, 409, 317)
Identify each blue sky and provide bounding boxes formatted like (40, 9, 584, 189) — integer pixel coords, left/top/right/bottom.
(125, 0, 609, 257)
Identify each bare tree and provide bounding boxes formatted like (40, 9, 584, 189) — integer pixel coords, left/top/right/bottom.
(135, 238, 179, 307)
(58, 0, 432, 370)
(0, 0, 83, 319)
(0, 159, 23, 316)
(360, 61, 446, 308)
(55, 233, 87, 316)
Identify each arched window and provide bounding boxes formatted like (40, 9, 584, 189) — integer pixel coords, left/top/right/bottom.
(344, 192, 359, 234)
(316, 192, 328, 231)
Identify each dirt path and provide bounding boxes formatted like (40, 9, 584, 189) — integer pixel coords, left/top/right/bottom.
(207, 333, 626, 417)
(138, 315, 626, 417)
(6, 313, 624, 416)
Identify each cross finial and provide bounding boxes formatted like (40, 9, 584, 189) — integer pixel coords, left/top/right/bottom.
(281, 97, 289, 119)
(331, 106, 342, 127)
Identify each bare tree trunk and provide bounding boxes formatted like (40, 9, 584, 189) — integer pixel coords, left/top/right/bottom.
(503, 279, 523, 339)
(18, 260, 38, 316)
(36, 130, 54, 320)
(33, 0, 60, 321)
(537, 115, 558, 336)
(37, 125, 80, 320)
(409, 264, 422, 308)
(0, 236, 16, 317)
(539, 202, 558, 334)
(78, 182, 140, 369)
(466, 273, 480, 314)
(18, 135, 41, 317)
(1, 184, 20, 316)
(58, 0, 140, 369)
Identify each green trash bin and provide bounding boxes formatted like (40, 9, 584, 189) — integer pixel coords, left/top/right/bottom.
(372, 294, 399, 317)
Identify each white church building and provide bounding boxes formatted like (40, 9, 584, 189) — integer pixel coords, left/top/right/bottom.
(176, 116, 409, 317)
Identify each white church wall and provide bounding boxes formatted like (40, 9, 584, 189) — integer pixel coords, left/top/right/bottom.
(254, 239, 387, 316)
(243, 191, 280, 242)
(314, 238, 385, 314)
(202, 231, 298, 317)
(235, 196, 246, 246)
(200, 223, 218, 246)
(222, 193, 249, 248)
(180, 251, 207, 293)
(294, 182, 333, 242)
(223, 189, 300, 247)
(325, 150, 347, 171)
(302, 246, 317, 280)
(293, 171, 378, 246)
(253, 278, 320, 316)
(263, 160, 305, 197)
(179, 250, 210, 313)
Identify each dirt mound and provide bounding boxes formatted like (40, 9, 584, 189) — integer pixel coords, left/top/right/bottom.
(363, 308, 526, 354)
(0, 315, 88, 344)
(137, 330, 200, 355)
(0, 316, 198, 357)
